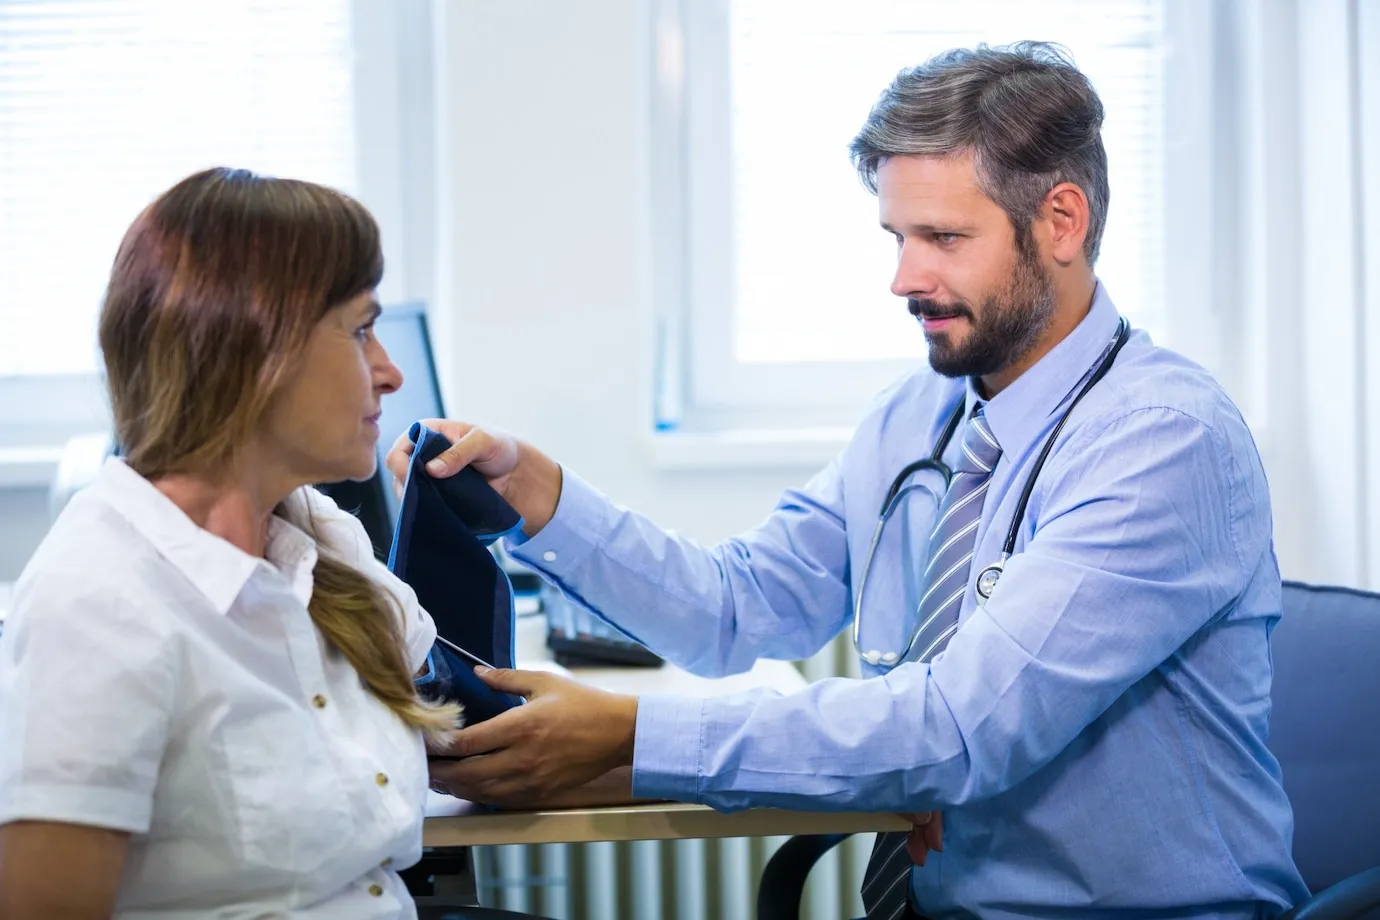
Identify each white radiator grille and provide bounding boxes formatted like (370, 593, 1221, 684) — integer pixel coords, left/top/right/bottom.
(473, 834, 877, 920)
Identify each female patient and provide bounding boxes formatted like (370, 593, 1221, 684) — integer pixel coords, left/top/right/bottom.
(0, 168, 462, 917)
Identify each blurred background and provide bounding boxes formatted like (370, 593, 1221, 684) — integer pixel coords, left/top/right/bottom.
(0, 0, 1376, 917)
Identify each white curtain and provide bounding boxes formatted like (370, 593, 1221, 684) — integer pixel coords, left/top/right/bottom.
(1203, 0, 1380, 588)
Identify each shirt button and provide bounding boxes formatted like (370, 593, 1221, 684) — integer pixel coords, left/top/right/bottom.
(375, 772, 390, 787)
(312, 694, 328, 709)
(368, 883, 384, 897)
(381, 857, 394, 868)
(542, 550, 557, 563)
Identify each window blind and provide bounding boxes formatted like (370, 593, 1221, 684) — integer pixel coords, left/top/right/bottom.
(0, 0, 358, 375)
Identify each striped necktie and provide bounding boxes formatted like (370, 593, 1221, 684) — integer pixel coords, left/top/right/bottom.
(859, 407, 1002, 920)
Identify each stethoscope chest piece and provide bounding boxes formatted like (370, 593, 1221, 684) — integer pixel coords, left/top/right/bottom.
(975, 555, 1007, 607)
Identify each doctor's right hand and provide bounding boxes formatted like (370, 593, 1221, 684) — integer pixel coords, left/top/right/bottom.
(902, 811, 943, 866)
(385, 420, 563, 537)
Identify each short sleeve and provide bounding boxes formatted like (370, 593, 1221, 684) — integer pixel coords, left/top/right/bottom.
(296, 487, 438, 674)
(0, 574, 177, 833)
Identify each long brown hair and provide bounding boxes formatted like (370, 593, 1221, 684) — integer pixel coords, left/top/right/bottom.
(100, 167, 459, 738)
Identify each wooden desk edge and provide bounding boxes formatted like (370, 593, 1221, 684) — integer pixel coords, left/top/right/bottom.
(422, 802, 911, 847)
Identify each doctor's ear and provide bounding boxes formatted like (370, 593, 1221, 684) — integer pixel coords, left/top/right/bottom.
(1039, 182, 1090, 266)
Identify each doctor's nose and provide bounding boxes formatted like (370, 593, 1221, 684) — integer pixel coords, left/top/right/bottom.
(891, 246, 941, 300)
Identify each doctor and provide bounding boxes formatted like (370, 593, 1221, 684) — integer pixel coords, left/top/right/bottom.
(395, 43, 1307, 919)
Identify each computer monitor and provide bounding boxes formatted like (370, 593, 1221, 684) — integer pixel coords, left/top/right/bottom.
(317, 302, 446, 560)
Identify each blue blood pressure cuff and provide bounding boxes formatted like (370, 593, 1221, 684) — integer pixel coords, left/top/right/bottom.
(389, 422, 525, 727)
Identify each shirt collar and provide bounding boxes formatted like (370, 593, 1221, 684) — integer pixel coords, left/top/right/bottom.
(966, 280, 1121, 456)
(92, 457, 319, 614)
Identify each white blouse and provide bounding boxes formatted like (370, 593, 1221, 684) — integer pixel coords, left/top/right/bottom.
(0, 458, 439, 919)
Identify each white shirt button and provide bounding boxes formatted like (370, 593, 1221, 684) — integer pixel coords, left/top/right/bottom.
(368, 883, 384, 897)
(542, 551, 557, 563)
(375, 772, 389, 787)
(312, 694, 328, 709)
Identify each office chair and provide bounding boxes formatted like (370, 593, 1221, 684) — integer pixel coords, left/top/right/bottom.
(405, 851, 554, 920)
(1267, 581, 1380, 918)
(756, 580, 1380, 920)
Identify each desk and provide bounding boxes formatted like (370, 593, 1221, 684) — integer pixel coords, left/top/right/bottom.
(425, 615, 906, 844)
(425, 800, 908, 848)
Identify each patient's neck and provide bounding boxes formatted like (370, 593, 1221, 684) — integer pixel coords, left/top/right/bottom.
(152, 458, 292, 558)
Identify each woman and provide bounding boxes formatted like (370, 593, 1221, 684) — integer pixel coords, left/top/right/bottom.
(0, 168, 468, 917)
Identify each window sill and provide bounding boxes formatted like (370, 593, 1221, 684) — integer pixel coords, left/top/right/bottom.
(0, 446, 63, 490)
(645, 426, 852, 471)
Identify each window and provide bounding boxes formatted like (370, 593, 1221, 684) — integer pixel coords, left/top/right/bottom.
(659, 0, 1170, 428)
(0, 0, 358, 377)
(0, 0, 428, 448)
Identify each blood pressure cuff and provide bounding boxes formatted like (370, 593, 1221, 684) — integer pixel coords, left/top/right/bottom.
(389, 422, 526, 725)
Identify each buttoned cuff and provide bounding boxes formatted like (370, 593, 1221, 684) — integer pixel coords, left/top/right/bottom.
(505, 467, 610, 578)
(631, 693, 705, 802)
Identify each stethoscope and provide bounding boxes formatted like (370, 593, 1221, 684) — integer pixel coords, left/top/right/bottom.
(853, 317, 1132, 668)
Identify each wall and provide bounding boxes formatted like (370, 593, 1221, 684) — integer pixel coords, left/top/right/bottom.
(429, 0, 812, 550)
(0, 488, 50, 581)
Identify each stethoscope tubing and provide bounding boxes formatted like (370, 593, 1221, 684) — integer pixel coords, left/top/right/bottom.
(853, 316, 1131, 668)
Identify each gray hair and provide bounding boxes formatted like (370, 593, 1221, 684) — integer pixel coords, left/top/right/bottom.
(850, 42, 1109, 263)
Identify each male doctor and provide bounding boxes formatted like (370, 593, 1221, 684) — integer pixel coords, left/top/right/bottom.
(392, 43, 1307, 920)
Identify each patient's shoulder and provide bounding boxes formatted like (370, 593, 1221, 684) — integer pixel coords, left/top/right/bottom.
(284, 486, 437, 671)
(12, 491, 180, 639)
(284, 485, 381, 569)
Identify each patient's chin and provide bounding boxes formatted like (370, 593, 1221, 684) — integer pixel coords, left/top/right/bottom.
(331, 454, 379, 484)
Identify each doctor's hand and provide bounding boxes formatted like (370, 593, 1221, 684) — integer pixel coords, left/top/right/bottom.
(427, 667, 639, 808)
(384, 420, 562, 536)
(901, 811, 944, 866)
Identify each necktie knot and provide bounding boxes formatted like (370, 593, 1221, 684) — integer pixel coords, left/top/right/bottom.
(955, 408, 1001, 475)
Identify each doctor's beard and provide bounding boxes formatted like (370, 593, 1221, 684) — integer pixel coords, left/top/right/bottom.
(910, 243, 1056, 380)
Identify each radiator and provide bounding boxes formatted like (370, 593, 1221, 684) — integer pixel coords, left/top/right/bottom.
(473, 636, 875, 920)
(473, 834, 876, 919)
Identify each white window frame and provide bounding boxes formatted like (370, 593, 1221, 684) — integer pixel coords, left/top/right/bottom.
(1363, 0, 1380, 587)
(650, 0, 1220, 446)
(0, 0, 436, 463)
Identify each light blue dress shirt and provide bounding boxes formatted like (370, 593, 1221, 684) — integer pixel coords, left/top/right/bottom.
(509, 285, 1308, 919)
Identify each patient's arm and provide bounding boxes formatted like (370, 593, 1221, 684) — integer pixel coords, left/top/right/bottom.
(0, 820, 129, 919)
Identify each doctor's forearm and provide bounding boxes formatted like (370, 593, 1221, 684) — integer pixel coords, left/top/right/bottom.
(631, 678, 978, 813)
(507, 464, 854, 676)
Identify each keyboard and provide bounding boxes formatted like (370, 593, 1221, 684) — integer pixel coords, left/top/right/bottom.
(540, 583, 663, 669)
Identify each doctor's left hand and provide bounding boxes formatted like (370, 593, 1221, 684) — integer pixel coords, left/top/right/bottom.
(428, 667, 639, 807)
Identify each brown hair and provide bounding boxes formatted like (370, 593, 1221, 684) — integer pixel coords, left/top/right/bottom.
(850, 42, 1109, 263)
(99, 167, 459, 738)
